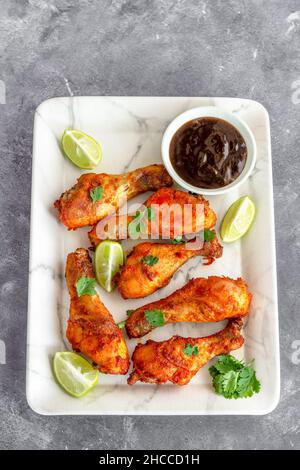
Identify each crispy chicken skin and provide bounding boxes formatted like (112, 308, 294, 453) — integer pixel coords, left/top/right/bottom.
(66, 248, 129, 374)
(126, 276, 251, 338)
(54, 164, 172, 229)
(128, 319, 244, 385)
(116, 234, 223, 299)
(88, 187, 217, 245)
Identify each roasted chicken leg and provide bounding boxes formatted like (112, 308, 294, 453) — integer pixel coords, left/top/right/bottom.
(126, 276, 251, 338)
(66, 248, 129, 374)
(88, 187, 217, 245)
(116, 234, 223, 299)
(128, 319, 244, 385)
(54, 164, 172, 229)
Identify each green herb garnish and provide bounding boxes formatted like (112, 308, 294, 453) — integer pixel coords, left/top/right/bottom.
(90, 185, 103, 202)
(134, 207, 155, 220)
(118, 320, 126, 329)
(201, 229, 216, 242)
(209, 355, 261, 399)
(126, 309, 134, 317)
(128, 207, 155, 236)
(145, 309, 165, 327)
(147, 207, 155, 221)
(183, 343, 199, 357)
(128, 211, 145, 235)
(169, 236, 185, 244)
(142, 255, 159, 266)
(136, 222, 145, 233)
(76, 277, 97, 297)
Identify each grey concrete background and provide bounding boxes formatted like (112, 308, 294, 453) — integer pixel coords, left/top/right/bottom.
(0, 0, 299, 450)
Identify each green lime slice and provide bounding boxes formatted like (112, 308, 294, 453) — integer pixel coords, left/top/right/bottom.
(220, 196, 256, 243)
(53, 352, 98, 398)
(94, 241, 124, 293)
(61, 129, 102, 169)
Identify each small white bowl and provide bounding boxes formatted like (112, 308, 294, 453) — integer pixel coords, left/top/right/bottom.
(161, 106, 257, 196)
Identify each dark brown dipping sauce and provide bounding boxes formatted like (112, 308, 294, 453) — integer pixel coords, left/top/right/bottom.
(170, 117, 247, 189)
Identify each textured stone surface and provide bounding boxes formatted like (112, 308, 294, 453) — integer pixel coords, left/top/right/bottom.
(0, 0, 299, 450)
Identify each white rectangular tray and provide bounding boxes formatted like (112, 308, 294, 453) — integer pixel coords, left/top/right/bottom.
(27, 97, 280, 415)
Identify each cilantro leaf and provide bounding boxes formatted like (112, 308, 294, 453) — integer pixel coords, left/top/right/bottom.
(209, 355, 261, 399)
(183, 343, 199, 357)
(201, 229, 216, 242)
(128, 207, 155, 237)
(212, 374, 224, 395)
(142, 255, 159, 266)
(145, 309, 165, 327)
(135, 221, 145, 233)
(147, 207, 155, 221)
(237, 367, 261, 397)
(169, 236, 185, 244)
(222, 370, 239, 398)
(126, 309, 134, 317)
(128, 211, 146, 236)
(210, 355, 244, 375)
(133, 207, 155, 221)
(118, 320, 126, 329)
(76, 277, 97, 297)
(133, 211, 142, 219)
(137, 222, 145, 233)
(90, 185, 103, 203)
(208, 364, 220, 379)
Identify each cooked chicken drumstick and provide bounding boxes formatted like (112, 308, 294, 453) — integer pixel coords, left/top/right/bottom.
(126, 276, 251, 338)
(66, 248, 129, 374)
(128, 319, 244, 385)
(88, 187, 217, 245)
(54, 164, 172, 229)
(116, 234, 223, 299)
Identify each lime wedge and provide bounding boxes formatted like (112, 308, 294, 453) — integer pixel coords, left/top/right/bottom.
(220, 196, 256, 243)
(94, 241, 124, 292)
(61, 129, 102, 169)
(53, 352, 98, 398)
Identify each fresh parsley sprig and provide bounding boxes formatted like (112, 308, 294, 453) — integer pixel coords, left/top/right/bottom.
(209, 355, 261, 399)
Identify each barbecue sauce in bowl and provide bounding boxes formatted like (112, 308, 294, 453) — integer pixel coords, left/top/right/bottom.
(169, 117, 247, 189)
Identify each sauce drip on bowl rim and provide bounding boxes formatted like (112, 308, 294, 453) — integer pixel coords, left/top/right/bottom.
(169, 117, 247, 189)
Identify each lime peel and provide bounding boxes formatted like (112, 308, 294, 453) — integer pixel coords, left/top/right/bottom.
(220, 196, 256, 243)
(94, 241, 124, 293)
(53, 352, 98, 398)
(61, 129, 102, 169)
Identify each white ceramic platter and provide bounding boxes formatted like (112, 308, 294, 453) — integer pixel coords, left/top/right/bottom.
(27, 97, 280, 415)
